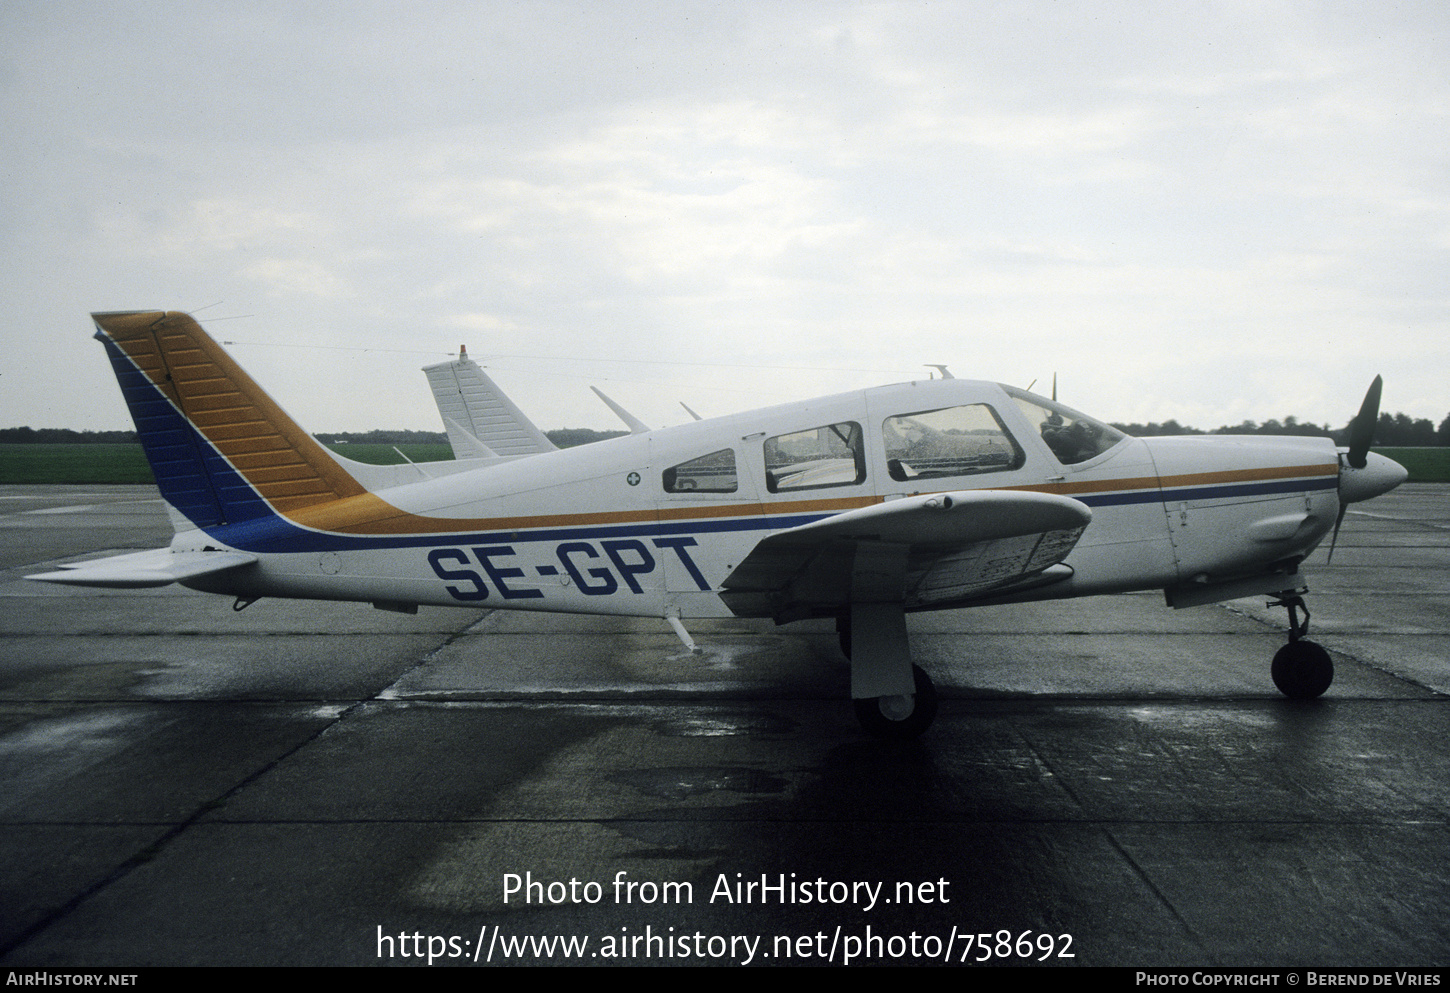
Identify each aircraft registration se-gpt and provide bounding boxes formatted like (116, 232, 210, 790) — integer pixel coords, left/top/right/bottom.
(30, 311, 1407, 737)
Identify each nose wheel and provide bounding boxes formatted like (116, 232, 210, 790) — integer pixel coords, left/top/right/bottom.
(1267, 592, 1334, 699)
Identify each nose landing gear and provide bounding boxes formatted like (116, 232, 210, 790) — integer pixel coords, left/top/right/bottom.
(1267, 591, 1334, 699)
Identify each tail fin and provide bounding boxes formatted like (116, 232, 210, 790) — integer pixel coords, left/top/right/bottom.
(94, 310, 367, 529)
(422, 347, 556, 460)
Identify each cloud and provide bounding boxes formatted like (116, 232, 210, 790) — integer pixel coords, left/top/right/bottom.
(2, 2, 1447, 434)
(241, 258, 351, 299)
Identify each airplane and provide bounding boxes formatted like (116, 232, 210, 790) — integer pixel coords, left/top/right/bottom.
(28, 310, 1408, 738)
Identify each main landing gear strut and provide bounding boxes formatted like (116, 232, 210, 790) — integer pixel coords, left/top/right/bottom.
(1266, 591, 1334, 699)
(838, 608, 939, 739)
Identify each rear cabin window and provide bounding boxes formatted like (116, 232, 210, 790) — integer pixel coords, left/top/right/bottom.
(764, 421, 866, 492)
(882, 404, 1024, 481)
(663, 449, 738, 493)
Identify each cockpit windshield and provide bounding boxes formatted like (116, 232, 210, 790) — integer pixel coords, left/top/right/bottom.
(1004, 387, 1127, 466)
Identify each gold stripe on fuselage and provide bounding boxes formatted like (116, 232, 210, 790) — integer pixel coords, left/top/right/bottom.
(277, 463, 1338, 539)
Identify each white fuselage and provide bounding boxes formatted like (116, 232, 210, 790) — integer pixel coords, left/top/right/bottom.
(176, 378, 1346, 622)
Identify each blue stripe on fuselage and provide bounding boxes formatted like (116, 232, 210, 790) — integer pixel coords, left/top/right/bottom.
(202, 508, 841, 554)
(1150, 476, 1337, 504)
(197, 474, 1335, 555)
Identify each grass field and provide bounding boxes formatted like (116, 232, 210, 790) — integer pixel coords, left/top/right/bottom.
(1374, 448, 1450, 483)
(3, 443, 1448, 485)
(0, 444, 155, 484)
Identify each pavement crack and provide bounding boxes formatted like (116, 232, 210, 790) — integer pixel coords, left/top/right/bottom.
(372, 609, 495, 701)
(1104, 829, 1211, 962)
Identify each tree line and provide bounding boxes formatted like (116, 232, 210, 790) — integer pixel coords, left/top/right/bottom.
(0, 427, 138, 444)
(4, 416, 1448, 448)
(0, 426, 628, 449)
(1112, 412, 1450, 447)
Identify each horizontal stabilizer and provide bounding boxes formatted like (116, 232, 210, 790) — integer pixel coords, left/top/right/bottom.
(27, 548, 256, 589)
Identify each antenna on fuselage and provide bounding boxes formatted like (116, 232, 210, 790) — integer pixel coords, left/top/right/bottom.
(925, 364, 953, 380)
(1024, 373, 1058, 398)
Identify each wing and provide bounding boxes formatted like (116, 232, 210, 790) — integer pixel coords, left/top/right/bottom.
(26, 548, 256, 589)
(720, 489, 1091, 621)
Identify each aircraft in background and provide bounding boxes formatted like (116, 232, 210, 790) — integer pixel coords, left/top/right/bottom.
(422, 344, 556, 461)
(29, 311, 1407, 737)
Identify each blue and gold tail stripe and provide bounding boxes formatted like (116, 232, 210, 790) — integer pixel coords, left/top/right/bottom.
(94, 310, 367, 530)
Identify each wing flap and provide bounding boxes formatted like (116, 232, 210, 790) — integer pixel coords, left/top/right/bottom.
(26, 548, 257, 589)
(721, 489, 1091, 619)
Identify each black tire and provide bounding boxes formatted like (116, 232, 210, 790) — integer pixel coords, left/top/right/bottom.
(1271, 640, 1334, 699)
(854, 664, 938, 738)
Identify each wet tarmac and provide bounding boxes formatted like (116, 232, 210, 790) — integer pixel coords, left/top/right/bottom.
(0, 483, 1446, 967)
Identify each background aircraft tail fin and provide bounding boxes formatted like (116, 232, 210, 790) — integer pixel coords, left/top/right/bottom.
(422, 348, 556, 459)
(93, 310, 368, 530)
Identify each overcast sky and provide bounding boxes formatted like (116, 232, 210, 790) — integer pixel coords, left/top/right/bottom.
(3, 1, 1446, 435)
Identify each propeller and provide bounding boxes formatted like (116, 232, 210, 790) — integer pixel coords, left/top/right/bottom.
(1345, 375, 1382, 470)
(1328, 375, 1385, 561)
(1327, 510, 1349, 564)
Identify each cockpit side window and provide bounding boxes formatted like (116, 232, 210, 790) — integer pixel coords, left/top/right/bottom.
(881, 405, 1024, 481)
(1006, 389, 1127, 465)
(764, 421, 865, 492)
(663, 449, 738, 493)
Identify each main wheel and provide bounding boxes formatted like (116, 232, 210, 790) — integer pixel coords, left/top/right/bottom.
(1271, 640, 1334, 699)
(854, 664, 938, 739)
